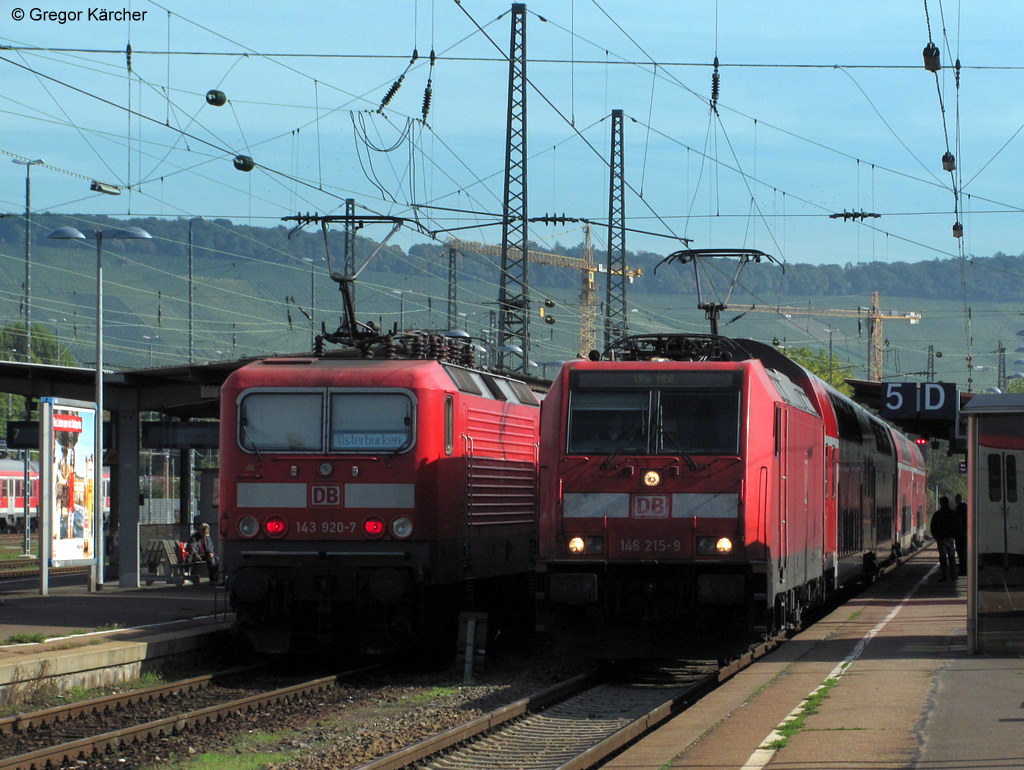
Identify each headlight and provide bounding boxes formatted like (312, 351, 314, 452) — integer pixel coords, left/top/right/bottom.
(567, 535, 604, 555)
(238, 515, 259, 538)
(391, 516, 413, 538)
(697, 535, 735, 555)
(642, 470, 661, 487)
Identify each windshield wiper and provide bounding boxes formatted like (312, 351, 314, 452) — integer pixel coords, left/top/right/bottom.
(240, 418, 264, 462)
(600, 419, 647, 470)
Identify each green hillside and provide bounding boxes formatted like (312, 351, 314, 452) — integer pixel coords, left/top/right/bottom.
(0, 215, 1017, 395)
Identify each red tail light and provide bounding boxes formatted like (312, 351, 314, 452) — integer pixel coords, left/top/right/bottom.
(265, 516, 287, 538)
(363, 517, 386, 537)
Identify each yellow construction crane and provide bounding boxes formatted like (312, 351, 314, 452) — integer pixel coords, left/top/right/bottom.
(738, 291, 922, 381)
(447, 229, 643, 355)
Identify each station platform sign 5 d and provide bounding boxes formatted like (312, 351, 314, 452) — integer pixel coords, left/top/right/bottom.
(879, 381, 959, 421)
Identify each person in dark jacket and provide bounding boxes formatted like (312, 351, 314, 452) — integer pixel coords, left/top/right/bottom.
(186, 522, 218, 583)
(954, 493, 968, 576)
(930, 496, 961, 581)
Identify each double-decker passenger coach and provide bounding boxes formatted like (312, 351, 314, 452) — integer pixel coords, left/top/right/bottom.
(220, 344, 541, 654)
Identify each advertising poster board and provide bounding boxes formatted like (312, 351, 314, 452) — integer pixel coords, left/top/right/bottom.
(40, 398, 97, 569)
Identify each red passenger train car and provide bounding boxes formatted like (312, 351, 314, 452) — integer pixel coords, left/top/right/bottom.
(219, 340, 542, 654)
(0, 459, 40, 533)
(537, 334, 926, 640)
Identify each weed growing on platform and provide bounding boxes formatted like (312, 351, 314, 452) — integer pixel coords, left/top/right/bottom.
(763, 676, 839, 750)
(2, 632, 46, 644)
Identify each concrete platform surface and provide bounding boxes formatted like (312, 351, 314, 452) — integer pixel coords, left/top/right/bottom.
(605, 546, 1024, 770)
(0, 574, 228, 649)
(0, 575, 233, 705)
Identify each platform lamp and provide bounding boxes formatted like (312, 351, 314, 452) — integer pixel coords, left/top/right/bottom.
(48, 225, 152, 590)
(12, 158, 43, 558)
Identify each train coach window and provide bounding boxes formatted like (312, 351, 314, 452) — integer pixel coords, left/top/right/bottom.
(988, 453, 1017, 503)
(330, 393, 413, 452)
(239, 392, 323, 452)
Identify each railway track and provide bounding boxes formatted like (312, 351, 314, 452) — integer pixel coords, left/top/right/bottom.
(0, 621, 786, 769)
(354, 637, 781, 770)
(0, 663, 380, 770)
(0, 562, 89, 581)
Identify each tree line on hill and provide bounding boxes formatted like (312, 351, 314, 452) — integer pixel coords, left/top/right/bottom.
(2, 214, 1021, 302)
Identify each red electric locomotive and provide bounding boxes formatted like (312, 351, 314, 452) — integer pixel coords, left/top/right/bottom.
(219, 336, 542, 654)
(536, 333, 926, 643)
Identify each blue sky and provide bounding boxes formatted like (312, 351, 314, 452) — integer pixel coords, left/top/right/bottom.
(2, 1, 1022, 267)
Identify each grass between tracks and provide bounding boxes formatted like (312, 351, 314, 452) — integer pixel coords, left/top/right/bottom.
(138, 685, 464, 770)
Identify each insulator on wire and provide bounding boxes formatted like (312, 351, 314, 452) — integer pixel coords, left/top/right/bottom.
(710, 56, 720, 113)
(206, 90, 227, 107)
(942, 151, 956, 172)
(953, 221, 964, 238)
(233, 155, 255, 172)
(378, 75, 405, 112)
(923, 42, 941, 71)
(125, 43, 132, 73)
(955, 58, 961, 88)
(422, 80, 433, 122)
(422, 48, 436, 123)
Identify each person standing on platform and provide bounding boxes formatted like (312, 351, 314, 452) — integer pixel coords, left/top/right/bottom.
(930, 496, 961, 582)
(954, 493, 968, 576)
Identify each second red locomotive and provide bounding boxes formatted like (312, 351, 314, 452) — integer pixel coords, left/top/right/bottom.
(536, 333, 926, 640)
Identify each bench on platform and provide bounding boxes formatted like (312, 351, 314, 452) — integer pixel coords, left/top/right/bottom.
(140, 539, 208, 585)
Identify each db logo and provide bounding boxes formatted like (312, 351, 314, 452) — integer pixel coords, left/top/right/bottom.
(310, 485, 341, 506)
(631, 494, 670, 519)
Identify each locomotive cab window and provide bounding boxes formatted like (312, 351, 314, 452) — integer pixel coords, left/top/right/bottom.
(568, 391, 649, 453)
(329, 393, 413, 452)
(239, 392, 323, 452)
(566, 370, 740, 456)
(659, 390, 739, 455)
(238, 390, 414, 454)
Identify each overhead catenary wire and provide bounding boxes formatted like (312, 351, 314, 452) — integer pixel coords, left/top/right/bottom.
(0, 3, 1011, 383)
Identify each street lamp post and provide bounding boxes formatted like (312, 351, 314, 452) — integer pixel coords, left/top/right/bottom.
(187, 219, 202, 363)
(825, 326, 835, 384)
(49, 225, 152, 590)
(12, 158, 44, 359)
(48, 317, 66, 362)
(142, 334, 159, 366)
(13, 158, 43, 558)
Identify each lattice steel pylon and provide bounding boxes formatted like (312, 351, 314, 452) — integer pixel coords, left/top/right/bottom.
(448, 235, 642, 358)
(498, 3, 530, 372)
(604, 109, 627, 348)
